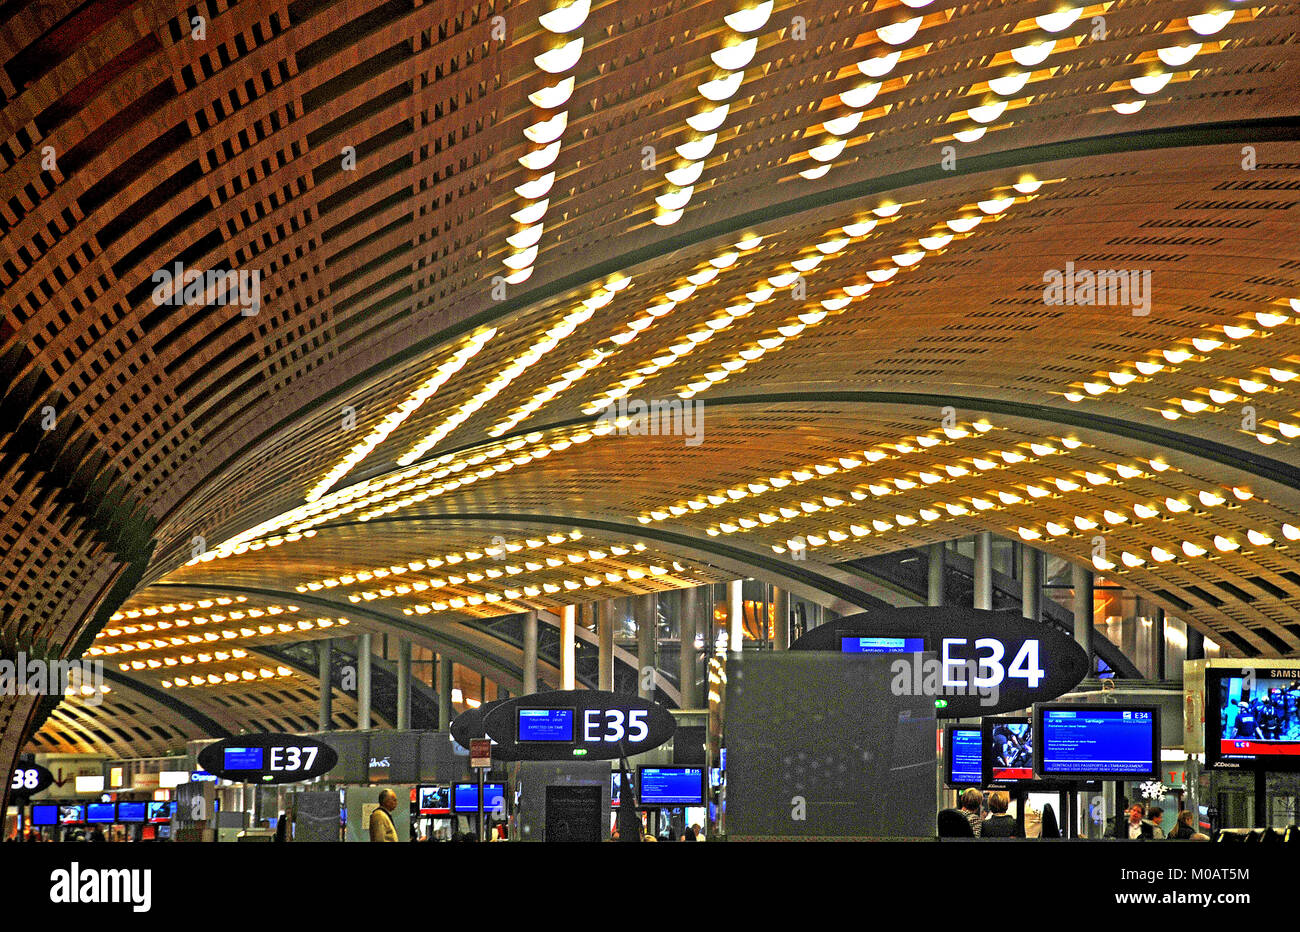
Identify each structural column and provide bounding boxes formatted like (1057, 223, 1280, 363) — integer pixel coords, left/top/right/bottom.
(727, 579, 744, 652)
(927, 543, 946, 607)
(1071, 564, 1094, 664)
(1186, 624, 1205, 661)
(974, 531, 993, 611)
(1020, 546, 1041, 622)
(597, 600, 614, 691)
(679, 587, 697, 706)
(396, 639, 411, 730)
(559, 604, 576, 690)
(522, 611, 539, 695)
(317, 638, 332, 732)
(773, 587, 790, 651)
(1154, 607, 1167, 680)
(638, 593, 658, 699)
(439, 656, 453, 730)
(356, 632, 372, 730)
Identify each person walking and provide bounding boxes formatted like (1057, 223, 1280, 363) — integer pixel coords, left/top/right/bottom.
(369, 789, 399, 842)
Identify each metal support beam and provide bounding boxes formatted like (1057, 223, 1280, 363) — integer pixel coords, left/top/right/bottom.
(523, 611, 539, 695)
(680, 587, 697, 706)
(1072, 564, 1094, 665)
(439, 656, 453, 729)
(728, 579, 744, 652)
(1186, 624, 1205, 661)
(638, 593, 657, 699)
(773, 587, 790, 651)
(1154, 607, 1167, 680)
(597, 600, 614, 691)
(357, 633, 372, 731)
(927, 543, 946, 607)
(1020, 545, 1041, 622)
(974, 531, 993, 611)
(559, 604, 576, 690)
(396, 639, 411, 730)
(317, 638, 332, 732)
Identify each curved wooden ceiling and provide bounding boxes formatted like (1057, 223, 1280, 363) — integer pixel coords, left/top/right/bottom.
(2, 0, 1299, 759)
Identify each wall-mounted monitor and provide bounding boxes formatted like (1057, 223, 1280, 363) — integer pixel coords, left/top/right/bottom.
(222, 746, 265, 771)
(86, 802, 117, 823)
(59, 805, 84, 825)
(637, 767, 704, 806)
(417, 785, 450, 816)
(839, 634, 926, 655)
(516, 708, 575, 742)
(944, 725, 984, 787)
(451, 782, 506, 814)
(611, 771, 634, 807)
(31, 804, 58, 827)
(117, 801, 147, 823)
(1206, 669, 1300, 770)
(982, 716, 1034, 786)
(1033, 704, 1160, 780)
(147, 801, 175, 823)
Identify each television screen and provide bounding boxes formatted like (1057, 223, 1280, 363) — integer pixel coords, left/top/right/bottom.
(59, 805, 84, 824)
(147, 801, 174, 823)
(1036, 705, 1159, 779)
(984, 717, 1034, 784)
(611, 771, 632, 806)
(223, 746, 264, 771)
(517, 708, 574, 742)
(418, 785, 450, 815)
(945, 725, 983, 786)
(638, 767, 704, 805)
(117, 801, 147, 823)
(1210, 672, 1300, 768)
(451, 782, 505, 813)
(86, 802, 116, 823)
(31, 804, 58, 827)
(840, 635, 925, 654)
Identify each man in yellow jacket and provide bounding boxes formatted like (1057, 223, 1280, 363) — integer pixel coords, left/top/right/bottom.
(370, 789, 399, 842)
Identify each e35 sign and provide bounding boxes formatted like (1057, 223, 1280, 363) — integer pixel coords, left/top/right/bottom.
(483, 690, 676, 761)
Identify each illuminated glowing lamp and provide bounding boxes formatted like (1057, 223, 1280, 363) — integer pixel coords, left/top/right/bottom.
(968, 101, 1007, 124)
(978, 196, 1015, 214)
(1223, 324, 1254, 340)
(816, 299, 847, 313)
(1282, 524, 1300, 541)
(676, 134, 717, 161)
(1256, 311, 1288, 328)
(1112, 100, 1145, 115)
(799, 165, 831, 179)
(655, 187, 693, 211)
(989, 72, 1030, 96)
(711, 38, 758, 71)
(877, 17, 922, 45)
(1036, 7, 1082, 32)
(817, 238, 849, 254)
(1158, 43, 1201, 67)
(529, 76, 575, 109)
(919, 508, 941, 521)
(1193, 337, 1224, 352)
(1134, 503, 1159, 519)
(507, 224, 545, 249)
(1209, 389, 1236, 405)
(842, 219, 877, 236)
(1162, 348, 1192, 364)
(1179, 398, 1209, 413)
(918, 233, 953, 250)
(873, 203, 901, 218)
(1134, 360, 1163, 375)
(1093, 555, 1115, 571)
(534, 37, 584, 73)
(1213, 536, 1239, 552)
(512, 199, 549, 224)
(1150, 547, 1176, 563)
(823, 112, 863, 136)
(503, 246, 538, 270)
(768, 272, 800, 287)
(840, 82, 881, 108)
(1130, 72, 1172, 95)
(1012, 177, 1042, 194)
(699, 71, 745, 101)
(1187, 11, 1233, 35)
(1044, 521, 1068, 536)
(664, 161, 704, 188)
(1165, 498, 1190, 513)
(791, 255, 822, 272)
(1017, 527, 1041, 541)
(1279, 422, 1300, 439)
(858, 51, 901, 77)
(757, 336, 785, 349)
(867, 267, 898, 282)
(1121, 552, 1145, 568)
(514, 172, 555, 199)
(843, 283, 872, 296)
(724, 1, 775, 33)
(1181, 541, 1207, 558)
(1104, 510, 1127, 525)
(687, 104, 729, 133)
(652, 209, 684, 226)
(777, 322, 805, 337)
(808, 139, 846, 162)
(892, 251, 925, 267)
(946, 216, 980, 233)
(519, 141, 561, 170)
(953, 127, 986, 143)
(1011, 41, 1055, 67)
(538, 0, 590, 33)
(1247, 529, 1274, 546)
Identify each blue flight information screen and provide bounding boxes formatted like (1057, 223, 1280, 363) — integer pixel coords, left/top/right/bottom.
(452, 783, 505, 813)
(223, 746, 265, 770)
(950, 729, 983, 784)
(841, 636, 925, 654)
(117, 802, 147, 822)
(86, 803, 116, 823)
(639, 768, 704, 805)
(517, 708, 574, 741)
(1041, 709, 1154, 774)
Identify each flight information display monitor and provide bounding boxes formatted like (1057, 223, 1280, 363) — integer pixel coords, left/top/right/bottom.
(223, 746, 265, 771)
(516, 708, 575, 742)
(451, 782, 505, 813)
(1208, 670, 1300, 770)
(117, 801, 147, 823)
(1034, 704, 1160, 780)
(945, 725, 984, 787)
(417, 785, 450, 815)
(147, 801, 175, 823)
(638, 767, 704, 805)
(31, 804, 58, 827)
(86, 802, 117, 823)
(982, 717, 1034, 786)
(59, 805, 84, 824)
(840, 635, 926, 655)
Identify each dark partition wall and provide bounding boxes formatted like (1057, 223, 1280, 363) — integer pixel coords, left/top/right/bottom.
(724, 652, 935, 839)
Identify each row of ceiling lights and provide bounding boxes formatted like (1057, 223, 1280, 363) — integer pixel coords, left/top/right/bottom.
(163, 667, 296, 689)
(94, 617, 347, 658)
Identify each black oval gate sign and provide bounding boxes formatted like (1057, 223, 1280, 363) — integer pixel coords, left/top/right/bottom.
(10, 762, 54, 798)
(790, 606, 1090, 717)
(449, 696, 511, 750)
(197, 734, 337, 783)
(482, 690, 676, 761)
